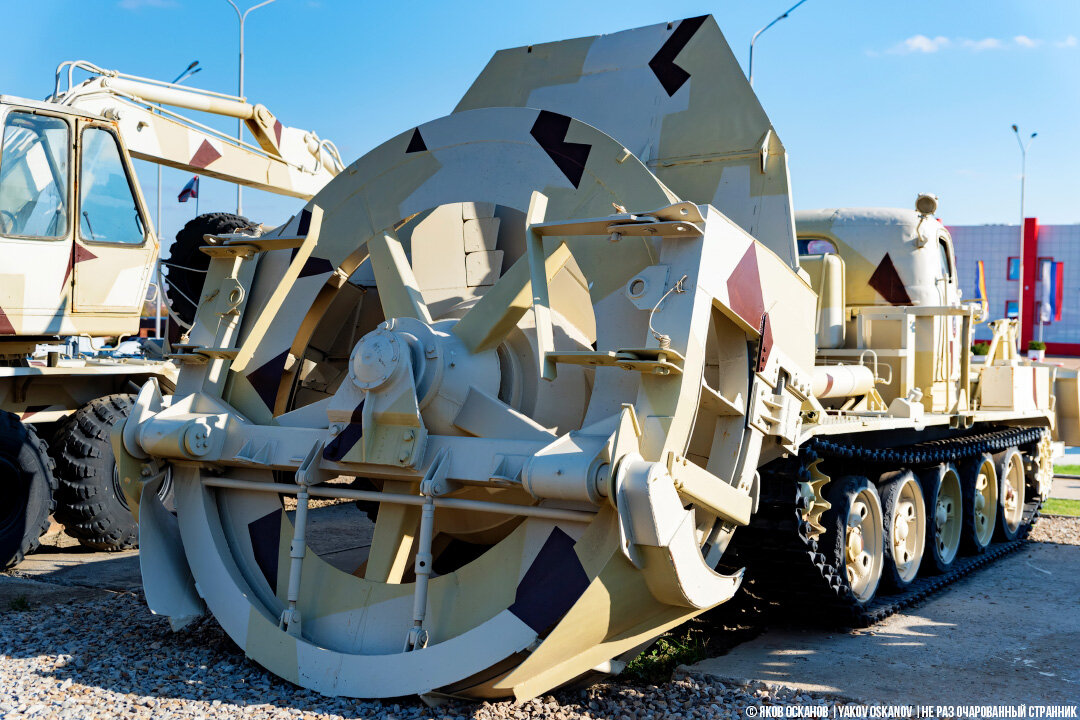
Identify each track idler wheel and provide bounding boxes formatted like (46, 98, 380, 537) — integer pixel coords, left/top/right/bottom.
(878, 469, 925, 591)
(994, 447, 1025, 541)
(919, 463, 963, 573)
(821, 476, 884, 605)
(959, 453, 997, 554)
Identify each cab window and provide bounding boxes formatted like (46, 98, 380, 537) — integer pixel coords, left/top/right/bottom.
(937, 237, 954, 280)
(79, 127, 144, 245)
(798, 237, 838, 255)
(0, 112, 70, 238)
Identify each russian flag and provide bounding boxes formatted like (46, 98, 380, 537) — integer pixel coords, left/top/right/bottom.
(1052, 261, 1064, 322)
(178, 175, 199, 203)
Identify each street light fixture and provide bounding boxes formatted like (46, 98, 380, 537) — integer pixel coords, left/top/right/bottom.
(749, 0, 810, 88)
(223, 0, 277, 215)
(1011, 124, 1037, 345)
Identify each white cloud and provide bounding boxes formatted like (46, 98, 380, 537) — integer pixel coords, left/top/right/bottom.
(891, 34, 951, 54)
(885, 34, 1073, 55)
(961, 37, 1003, 51)
(117, 0, 175, 9)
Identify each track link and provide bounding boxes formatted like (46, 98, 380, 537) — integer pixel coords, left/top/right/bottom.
(736, 426, 1046, 627)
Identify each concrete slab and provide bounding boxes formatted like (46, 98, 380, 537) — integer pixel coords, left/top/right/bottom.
(1051, 477, 1080, 501)
(10, 546, 141, 592)
(691, 542, 1080, 705)
(2, 501, 376, 608)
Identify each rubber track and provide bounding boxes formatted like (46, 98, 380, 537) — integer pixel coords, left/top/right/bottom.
(737, 425, 1046, 628)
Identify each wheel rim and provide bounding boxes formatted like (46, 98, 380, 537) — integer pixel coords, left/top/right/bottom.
(1002, 452, 1025, 532)
(889, 477, 925, 583)
(972, 458, 997, 547)
(845, 488, 884, 602)
(933, 467, 962, 564)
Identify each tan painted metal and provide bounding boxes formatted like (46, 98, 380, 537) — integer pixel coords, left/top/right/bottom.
(99, 14, 1074, 703)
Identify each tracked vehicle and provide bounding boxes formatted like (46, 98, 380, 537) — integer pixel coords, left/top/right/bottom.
(112, 16, 1074, 701)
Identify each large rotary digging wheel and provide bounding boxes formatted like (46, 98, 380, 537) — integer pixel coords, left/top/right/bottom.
(125, 107, 771, 701)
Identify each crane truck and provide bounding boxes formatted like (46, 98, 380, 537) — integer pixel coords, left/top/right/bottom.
(0, 61, 342, 568)
(106, 15, 1076, 702)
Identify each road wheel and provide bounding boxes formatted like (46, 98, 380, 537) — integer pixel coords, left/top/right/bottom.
(822, 476, 884, 605)
(0, 411, 57, 569)
(994, 447, 1025, 541)
(878, 469, 925, 591)
(52, 395, 167, 551)
(960, 453, 997, 553)
(165, 212, 255, 325)
(920, 463, 963, 573)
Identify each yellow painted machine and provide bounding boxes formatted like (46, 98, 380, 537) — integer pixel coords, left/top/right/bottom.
(109, 16, 1069, 701)
(0, 62, 342, 566)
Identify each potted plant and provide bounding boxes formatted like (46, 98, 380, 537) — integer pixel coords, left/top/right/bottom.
(1027, 340, 1046, 361)
(971, 342, 990, 357)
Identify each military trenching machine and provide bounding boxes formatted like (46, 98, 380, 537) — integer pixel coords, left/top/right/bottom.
(0, 61, 342, 566)
(108, 17, 1074, 701)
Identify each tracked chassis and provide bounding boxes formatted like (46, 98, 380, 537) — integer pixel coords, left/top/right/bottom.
(739, 425, 1048, 626)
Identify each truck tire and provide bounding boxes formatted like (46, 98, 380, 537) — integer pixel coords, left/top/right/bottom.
(52, 395, 142, 551)
(0, 411, 57, 569)
(166, 212, 255, 325)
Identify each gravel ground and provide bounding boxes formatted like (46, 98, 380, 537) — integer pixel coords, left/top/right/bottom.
(1030, 514, 1080, 545)
(2, 516, 1077, 719)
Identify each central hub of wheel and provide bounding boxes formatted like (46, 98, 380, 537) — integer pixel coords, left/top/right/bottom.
(351, 329, 402, 391)
(847, 527, 864, 561)
(345, 317, 503, 436)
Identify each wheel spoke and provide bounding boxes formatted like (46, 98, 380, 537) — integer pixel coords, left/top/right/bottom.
(452, 243, 575, 355)
(363, 480, 422, 583)
(368, 229, 433, 324)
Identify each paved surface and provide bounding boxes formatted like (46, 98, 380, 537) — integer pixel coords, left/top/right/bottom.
(691, 541, 1080, 705)
(1051, 476, 1080, 501)
(2, 502, 372, 610)
(1, 525, 139, 609)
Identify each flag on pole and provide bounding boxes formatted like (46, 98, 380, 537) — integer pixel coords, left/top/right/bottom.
(975, 260, 988, 318)
(1051, 261, 1064, 322)
(1039, 260, 1052, 324)
(178, 175, 199, 203)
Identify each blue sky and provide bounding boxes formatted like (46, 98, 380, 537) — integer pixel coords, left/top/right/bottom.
(2, 1, 1077, 246)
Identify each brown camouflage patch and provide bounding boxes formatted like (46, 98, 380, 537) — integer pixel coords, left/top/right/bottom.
(190, 139, 222, 169)
(727, 245, 765, 328)
(868, 252, 912, 305)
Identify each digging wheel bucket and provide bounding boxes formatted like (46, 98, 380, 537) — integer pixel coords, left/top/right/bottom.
(134, 108, 766, 701)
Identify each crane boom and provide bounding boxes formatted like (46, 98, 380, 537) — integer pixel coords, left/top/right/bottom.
(50, 61, 342, 199)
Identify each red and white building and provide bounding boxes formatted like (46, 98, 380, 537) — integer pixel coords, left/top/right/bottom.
(950, 219, 1080, 355)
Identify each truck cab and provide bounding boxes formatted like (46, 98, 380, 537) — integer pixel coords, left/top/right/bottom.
(795, 200, 971, 413)
(0, 96, 157, 344)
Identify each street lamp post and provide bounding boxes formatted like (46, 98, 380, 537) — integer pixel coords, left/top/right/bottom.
(1011, 124, 1037, 345)
(224, 0, 277, 216)
(155, 60, 201, 338)
(748, 0, 810, 88)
